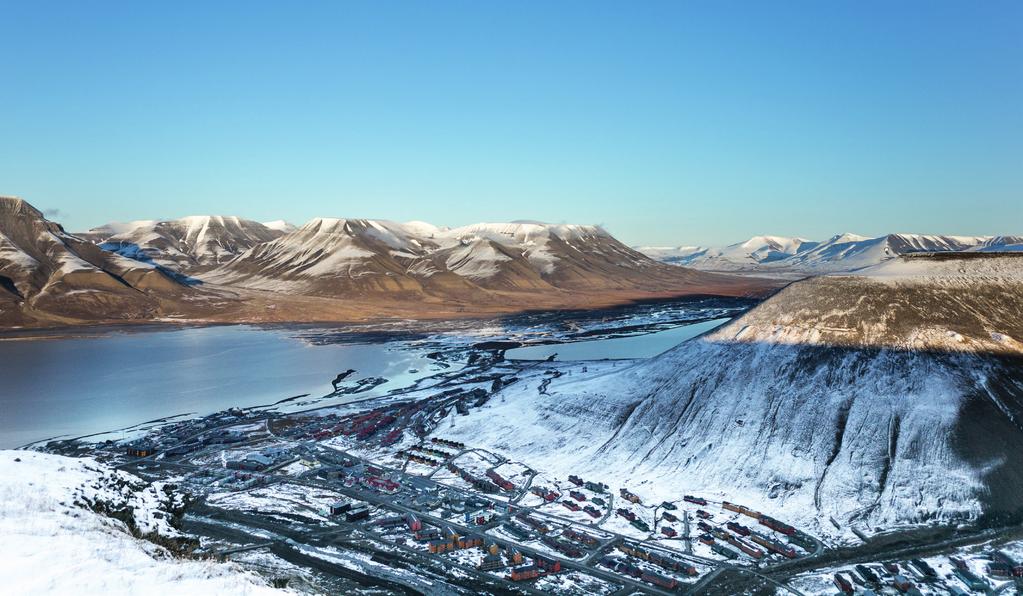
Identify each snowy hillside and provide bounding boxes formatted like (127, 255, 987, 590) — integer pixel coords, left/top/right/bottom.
(443, 254, 1023, 539)
(85, 215, 286, 272)
(638, 233, 1023, 274)
(201, 217, 745, 296)
(638, 236, 816, 270)
(0, 450, 281, 595)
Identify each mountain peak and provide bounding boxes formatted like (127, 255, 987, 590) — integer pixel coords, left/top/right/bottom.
(0, 195, 45, 219)
(260, 219, 296, 233)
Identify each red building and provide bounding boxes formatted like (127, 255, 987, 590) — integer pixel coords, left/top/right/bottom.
(508, 566, 540, 581)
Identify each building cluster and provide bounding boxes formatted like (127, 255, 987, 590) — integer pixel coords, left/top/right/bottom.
(485, 469, 515, 491)
(530, 486, 559, 502)
(987, 550, 1023, 579)
(508, 554, 561, 582)
(395, 450, 440, 466)
(540, 535, 583, 558)
(427, 528, 484, 554)
(328, 499, 370, 522)
(599, 557, 681, 590)
(124, 409, 271, 460)
(447, 462, 501, 494)
(832, 551, 1023, 596)
(226, 446, 292, 472)
(515, 511, 551, 535)
(431, 437, 465, 449)
(616, 543, 698, 577)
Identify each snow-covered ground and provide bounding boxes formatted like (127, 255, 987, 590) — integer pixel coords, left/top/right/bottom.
(437, 255, 1023, 540)
(0, 450, 282, 595)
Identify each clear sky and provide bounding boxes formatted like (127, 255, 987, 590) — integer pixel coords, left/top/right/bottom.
(1, 1, 1020, 246)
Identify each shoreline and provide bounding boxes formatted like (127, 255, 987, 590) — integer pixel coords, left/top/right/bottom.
(4, 298, 753, 449)
(0, 292, 767, 342)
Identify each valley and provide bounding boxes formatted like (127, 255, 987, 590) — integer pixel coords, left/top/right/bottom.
(9, 252, 1023, 595)
(3, 200, 1022, 595)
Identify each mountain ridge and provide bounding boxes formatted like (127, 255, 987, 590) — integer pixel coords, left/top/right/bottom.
(638, 232, 1023, 274)
(0, 197, 779, 328)
(0, 196, 196, 327)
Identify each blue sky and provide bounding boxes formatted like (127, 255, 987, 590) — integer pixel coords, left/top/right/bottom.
(1, 1, 1020, 246)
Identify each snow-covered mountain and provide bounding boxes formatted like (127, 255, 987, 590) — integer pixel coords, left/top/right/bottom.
(0, 196, 191, 326)
(445, 253, 1023, 538)
(639, 233, 1023, 274)
(83, 215, 287, 273)
(2, 197, 777, 328)
(640, 236, 818, 270)
(202, 218, 752, 297)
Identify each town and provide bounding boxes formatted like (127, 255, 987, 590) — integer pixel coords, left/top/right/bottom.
(40, 342, 1023, 595)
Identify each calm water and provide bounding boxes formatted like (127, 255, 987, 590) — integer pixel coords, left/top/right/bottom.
(0, 326, 437, 448)
(506, 317, 729, 361)
(0, 315, 732, 449)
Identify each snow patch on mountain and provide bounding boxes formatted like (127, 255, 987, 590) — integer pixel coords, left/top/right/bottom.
(260, 219, 296, 233)
(444, 238, 512, 280)
(0, 231, 40, 271)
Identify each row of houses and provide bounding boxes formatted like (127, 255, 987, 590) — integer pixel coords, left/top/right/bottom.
(616, 543, 698, 576)
(447, 463, 500, 494)
(530, 485, 559, 502)
(599, 557, 680, 590)
(485, 469, 515, 491)
(508, 554, 561, 582)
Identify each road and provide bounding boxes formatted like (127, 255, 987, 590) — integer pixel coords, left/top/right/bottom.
(123, 437, 827, 596)
(131, 455, 672, 595)
(125, 427, 838, 596)
(108, 353, 828, 596)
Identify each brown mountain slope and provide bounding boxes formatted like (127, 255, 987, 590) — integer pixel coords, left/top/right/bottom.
(2, 198, 782, 329)
(201, 218, 768, 300)
(0, 197, 205, 326)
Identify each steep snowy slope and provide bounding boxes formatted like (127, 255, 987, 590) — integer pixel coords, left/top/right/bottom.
(639, 233, 1022, 274)
(445, 254, 1023, 536)
(0, 451, 281, 595)
(0, 197, 193, 326)
(85, 215, 286, 273)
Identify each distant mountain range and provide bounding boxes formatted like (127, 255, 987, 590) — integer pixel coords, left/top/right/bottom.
(84, 215, 752, 296)
(0, 196, 774, 328)
(638, 233, 1023, 275)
